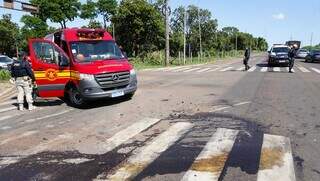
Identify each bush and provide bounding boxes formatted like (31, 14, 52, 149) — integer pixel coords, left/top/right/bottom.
(0, 69, 11, 81)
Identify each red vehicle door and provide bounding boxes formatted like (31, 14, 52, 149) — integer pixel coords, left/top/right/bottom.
(28, 39, 71, 98)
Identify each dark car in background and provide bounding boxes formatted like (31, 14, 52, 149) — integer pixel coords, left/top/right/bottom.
(305, 50, 320, 63)
(295, 49, 309, 59)
(268, 45, 290, 66)
(0, 55, 13, 70)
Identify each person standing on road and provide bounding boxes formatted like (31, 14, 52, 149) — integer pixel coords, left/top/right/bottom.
(243, 48, 251, 71)
(10, 52, 36, 111)
(288, 45, 297, 73)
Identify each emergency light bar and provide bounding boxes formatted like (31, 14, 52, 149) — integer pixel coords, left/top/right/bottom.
(77, 29, 105, 40)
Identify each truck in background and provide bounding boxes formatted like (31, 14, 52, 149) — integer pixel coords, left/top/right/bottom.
(28, 28, 137, 107)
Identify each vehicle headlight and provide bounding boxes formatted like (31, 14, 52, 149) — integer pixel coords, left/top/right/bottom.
(80, 73, 94, 81)
(130, 69, 136, 76)
(271, 52, 276, 57)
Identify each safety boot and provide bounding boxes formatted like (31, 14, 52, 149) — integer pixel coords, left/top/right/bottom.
(18, 104, 24, 111)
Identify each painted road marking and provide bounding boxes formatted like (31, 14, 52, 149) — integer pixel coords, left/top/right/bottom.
(207, 67, 221, 72)
(297, 66, 310, 73)
(219, 67, 233, 72)
(183, 67, 202, 73)
(181, 128, 239, 181)
(257, 134, 296, 181)
(311, 68, 320, 74)
(0, 100, 16, 107)
(173, 67, 193, 72)
(164, 66, 186, 72)
(197, 68, 212, 73)
(0, 130, 39, 145)
(0, 106, 16, 113)
(248, 66, 257, 72)
(286, 68, 295, 72)
(101, 122, 193, 181)
(273, 67, 281, 72)
(236, 67, 245, 71)
(233, 101, 251, 106)
(261, 67, 268, 72)
(0, 115, 17, 122)
(20, 109, 73, 124)
(210, 106, 231, 112)
(80, 118, 161, 154)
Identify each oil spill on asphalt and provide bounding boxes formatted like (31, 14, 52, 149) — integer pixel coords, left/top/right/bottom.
(259, 147, 284, 170)
(0, 127, 163, 180)
(133, 111, 268, 180)
(190, 152, 229, 173)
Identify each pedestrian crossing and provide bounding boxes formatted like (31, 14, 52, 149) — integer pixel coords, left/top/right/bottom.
(149, 64, 320, 75)
(0, 115, 296, 180)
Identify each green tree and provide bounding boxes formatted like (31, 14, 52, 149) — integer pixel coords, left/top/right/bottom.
(20, 15, 56, 51)
(113, 0, 165, 56)
(97, 0, 118, 29)
(30, 0, 81, 28)
(80, 0, 98, 21)
(0, 14, 20, 57)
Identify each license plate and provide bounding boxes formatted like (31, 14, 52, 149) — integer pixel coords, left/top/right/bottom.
(279, 60, 285, 63)
(111, 90, 124, 98)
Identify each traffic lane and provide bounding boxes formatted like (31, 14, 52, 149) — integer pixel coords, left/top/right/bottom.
(296, 58, 320, 69)
(217, 61, 320, 181)
(0, 59, 250, 157)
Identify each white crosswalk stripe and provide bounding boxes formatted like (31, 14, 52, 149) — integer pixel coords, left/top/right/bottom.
(181, 128, 239, 181)
(99, 122, 193, 181)
(219, 67, 233, 72)
(273, 67, 281, 72)
(1, 115, 296, 180)
(173, 67, 193, 72)
(248, 66, 257, 72)
(286, 67, 295, 72)
(297, 66, 310, 73)
(237, 67, 245, 71)
(311, 67, 320, 74)
(196, 68, 212, 73)
(183, 67, 202, 73)
(257, 134, 296, 181)
(261, 67, 268, 72)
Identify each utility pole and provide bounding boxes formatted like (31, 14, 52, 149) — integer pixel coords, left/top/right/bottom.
(310, 32, 314, 47)
(183, 8, 187, 65)
(165, 0, 170, 66)
(198, 7, 202, 61)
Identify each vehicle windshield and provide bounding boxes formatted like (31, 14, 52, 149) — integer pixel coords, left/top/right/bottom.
(70, 41, 125, 63)
(272, 47, 289, 53)
(0, 56, 12, 63)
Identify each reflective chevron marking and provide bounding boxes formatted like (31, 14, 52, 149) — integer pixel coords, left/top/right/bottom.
(181, 128, 239, 181)
(248, 66, 257, 72)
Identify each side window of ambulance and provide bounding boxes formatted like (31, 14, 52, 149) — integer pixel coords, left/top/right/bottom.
(33, 42, 66, 65)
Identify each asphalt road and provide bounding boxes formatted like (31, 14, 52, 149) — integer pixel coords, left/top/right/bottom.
(0, 54, 320, 181)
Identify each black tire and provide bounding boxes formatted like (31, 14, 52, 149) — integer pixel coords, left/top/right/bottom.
(68, 87, 85, 108)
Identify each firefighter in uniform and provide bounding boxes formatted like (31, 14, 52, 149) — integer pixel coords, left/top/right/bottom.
(10, 53, 36, 111)
(244, 48, 251, 71)
(288, 45, 297, 73)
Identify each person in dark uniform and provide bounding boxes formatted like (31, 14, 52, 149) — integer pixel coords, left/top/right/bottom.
(244, 48, 251, 71)
(11, 52, 36, 111)
(288, 45, 297, 73)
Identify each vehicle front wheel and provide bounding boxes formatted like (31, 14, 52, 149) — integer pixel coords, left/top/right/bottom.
(68, 87, 85, 108)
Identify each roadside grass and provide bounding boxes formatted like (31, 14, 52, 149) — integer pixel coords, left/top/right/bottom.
(0, 69, 11, 81)
(132, 50, 249, 70)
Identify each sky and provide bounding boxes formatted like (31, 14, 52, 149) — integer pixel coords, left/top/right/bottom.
(1, 0, 320, 47)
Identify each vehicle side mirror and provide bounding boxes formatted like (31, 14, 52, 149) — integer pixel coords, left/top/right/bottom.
(58, 55, 69, 67)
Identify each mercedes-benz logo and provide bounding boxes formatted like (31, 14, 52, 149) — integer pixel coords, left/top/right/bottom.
(112, 74, 120, 81)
